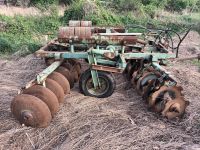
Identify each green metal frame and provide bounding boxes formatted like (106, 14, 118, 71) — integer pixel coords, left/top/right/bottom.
(35, 44, 177, 89)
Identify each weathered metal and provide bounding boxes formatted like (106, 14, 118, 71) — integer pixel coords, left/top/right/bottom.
(12, 20, 191, 128)
(36, 61, 63, 84)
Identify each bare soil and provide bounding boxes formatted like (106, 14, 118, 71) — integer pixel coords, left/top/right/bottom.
(0, 31, 200, 150)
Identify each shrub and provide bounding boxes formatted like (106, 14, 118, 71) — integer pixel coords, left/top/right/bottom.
(143, 4, 157, 18)
(0, 9, 61, 55)
(30, 0, 59, 7)
(63, 0, 121, 25)
(63, 0, 85, 21)
(165, 0, 188, 12)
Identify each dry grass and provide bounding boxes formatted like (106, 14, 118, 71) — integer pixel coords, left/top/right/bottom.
(0, 6, 41, 16)
(0, 32, 200, 150)
(0, 6, 66, 16)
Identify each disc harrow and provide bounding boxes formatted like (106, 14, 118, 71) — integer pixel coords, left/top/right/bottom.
(11, 59, 81, 128)
(126, 60, 189, 119)
(11, 20, 198, 128)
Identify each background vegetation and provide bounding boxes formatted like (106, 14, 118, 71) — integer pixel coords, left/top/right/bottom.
(0, 0, 199, 56)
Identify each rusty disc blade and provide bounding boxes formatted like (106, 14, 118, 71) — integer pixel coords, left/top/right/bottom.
(45, 78, 65, 103)
(62, 62, 73, 71)
(22, 85, 59, 117)
(71, 67, 79, 82)
(73, 63, 81, 77)
(48, 72, 70, 94)
(56, 66, 74, 88)
(125, 62, 133, 80)
(66, 59, 81, 67)
(11, 94, 52, 128)
(161, 96, 188, 119)
(149, 85, 184, 111)
(136, 72, 158, 96)
(131, 70, 140, 88)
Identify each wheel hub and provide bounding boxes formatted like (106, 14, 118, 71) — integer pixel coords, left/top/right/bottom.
(86, 78, 108, 96)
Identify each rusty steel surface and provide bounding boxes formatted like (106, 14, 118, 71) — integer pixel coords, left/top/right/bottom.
(81, 21, 92, 27)
(58, 27, 92, 42)
(58, 27, 140, 45)
(91, 64, 123, 73)
(58, 27, 75, 42)
(69, 20, 81, 27)
(97, 33, 142, 36)
(99, 36, 138, 45)
(126, 58, 189, 119)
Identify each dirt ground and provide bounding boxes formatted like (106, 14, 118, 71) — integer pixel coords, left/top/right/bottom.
(0, 31, 200, 150)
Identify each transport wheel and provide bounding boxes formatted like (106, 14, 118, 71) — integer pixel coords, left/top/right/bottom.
(45, 78, 65, 103)
(48, 72, 70, 94)
(56, 66, 75, 88)
(11, 94, 52, 128)
(22, 85, 59, 117)
(79, 69, 116, 98)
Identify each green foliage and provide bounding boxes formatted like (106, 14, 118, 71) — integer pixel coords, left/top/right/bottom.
(143, 4, 157, 18)
(114, 0, 142, 11)
(63, 0, 121, 25)
(29, 0, 74, 8)
(0, 36, 12, 54)
(192, 60, 200, 68)
(30, 0, 59, 7)
(0, 9, 61, 55)
(63, 0, 84, 21)
(105, 0, 200, 12)
(85, 9, 121, 25)
(1, 0, 200, 56)
(59, 0, 73, 5)
(166, 0, 188, 12)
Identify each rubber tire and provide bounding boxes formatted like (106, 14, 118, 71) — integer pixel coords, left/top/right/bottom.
(79, 69, 116, 98)
(11, 94, 52, 128)
(45, 78, 65, 103)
